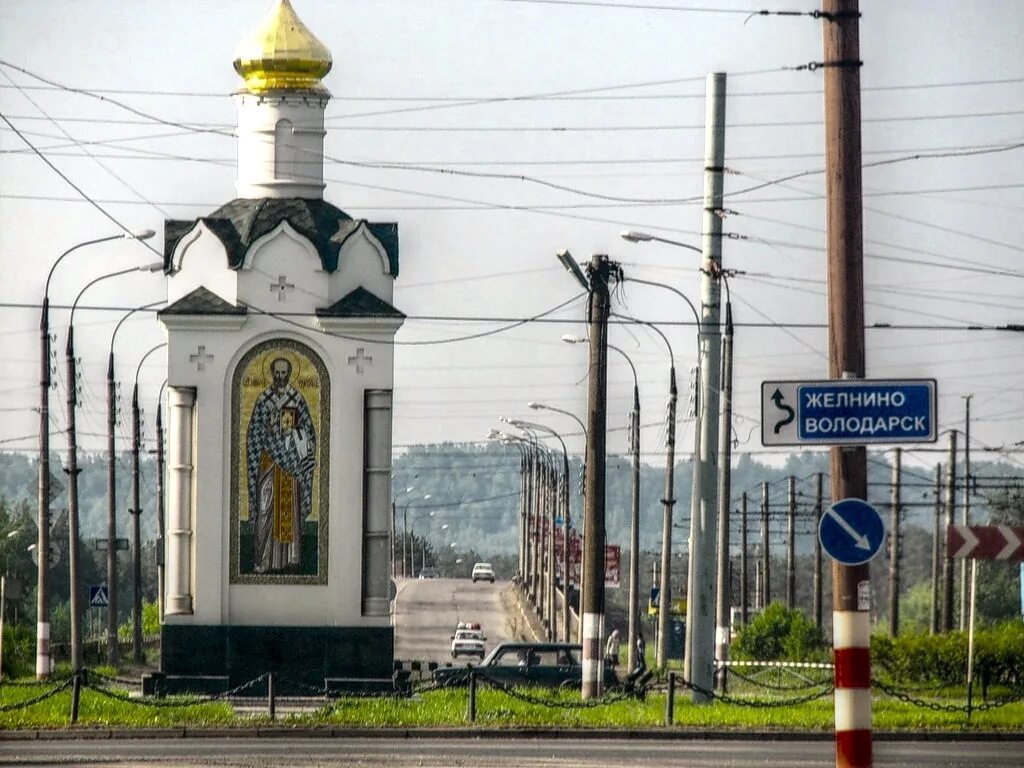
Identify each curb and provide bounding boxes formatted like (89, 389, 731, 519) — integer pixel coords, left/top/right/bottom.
(2, 727, 1022, 742)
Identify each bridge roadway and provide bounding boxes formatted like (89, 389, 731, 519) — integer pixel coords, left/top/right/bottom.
(392, 576, 519, 664)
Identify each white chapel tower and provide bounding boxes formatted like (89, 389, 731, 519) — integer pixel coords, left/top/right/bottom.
(150, 0, 404, 695)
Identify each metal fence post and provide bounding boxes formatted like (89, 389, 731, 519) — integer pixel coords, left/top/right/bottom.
(664, 671, 675, 726)
(70, 670, 82, 724)
(267, 671, 276, 721)
(467, 670, 477, 723)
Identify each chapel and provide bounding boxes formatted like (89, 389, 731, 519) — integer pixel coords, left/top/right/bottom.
(147, 0, 403, 694)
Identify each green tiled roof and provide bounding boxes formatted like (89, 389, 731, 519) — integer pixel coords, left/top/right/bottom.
(159, 286, 247, 316)
(316, 287, 405, 319)
(164, 198, 399, 276)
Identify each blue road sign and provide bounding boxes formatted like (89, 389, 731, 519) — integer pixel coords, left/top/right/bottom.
(89, 585, 109, 608)
(819, 499, 885, 566)
(762, 378, 937, 446)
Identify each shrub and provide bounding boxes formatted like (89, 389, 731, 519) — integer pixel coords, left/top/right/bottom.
(731, 602, 828, 662)
(872, 621, 1024, 686)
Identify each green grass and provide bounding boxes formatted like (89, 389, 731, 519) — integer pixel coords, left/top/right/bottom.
(2, 677, 1022, 731)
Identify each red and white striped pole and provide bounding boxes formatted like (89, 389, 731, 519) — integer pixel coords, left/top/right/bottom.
(833, 600, 872, 767)
(822, 1, 871, 765)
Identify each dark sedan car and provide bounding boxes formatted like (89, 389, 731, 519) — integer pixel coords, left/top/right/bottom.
(433, 642, 618, 689)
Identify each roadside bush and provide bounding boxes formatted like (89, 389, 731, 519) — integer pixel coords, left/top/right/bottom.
(872, 621, 1024, 687)
(1, 623, 35, 679)
(731, 602, 828, 662)
(118, 599, 160, 641)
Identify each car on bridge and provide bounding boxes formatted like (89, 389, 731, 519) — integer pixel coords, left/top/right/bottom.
(450, 622, 487, 659)
(433, 642, 619, 689)
(471, 562, 495, 583)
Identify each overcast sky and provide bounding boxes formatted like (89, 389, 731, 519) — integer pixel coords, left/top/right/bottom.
(1, 0, 1021, 475)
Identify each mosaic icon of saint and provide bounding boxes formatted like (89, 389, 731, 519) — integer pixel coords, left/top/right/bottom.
(245, 356, 316, 573)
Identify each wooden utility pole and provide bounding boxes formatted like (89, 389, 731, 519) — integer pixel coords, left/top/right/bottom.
(813, 472, 824, 629)
(942, 430, 957, 632)
(888, 448, 902, 637)
(786, 475, 796, 609)
(760, 482, 770, 609)
(822, 2, 872, 765)
(581, 254, 613, 699)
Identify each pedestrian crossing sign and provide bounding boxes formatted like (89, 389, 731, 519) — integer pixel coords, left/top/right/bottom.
(89, 585, 109, 608)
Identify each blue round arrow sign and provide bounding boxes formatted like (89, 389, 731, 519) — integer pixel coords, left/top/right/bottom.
(818, 498, 885, 566)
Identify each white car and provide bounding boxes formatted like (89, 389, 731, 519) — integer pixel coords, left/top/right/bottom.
(471, 562, 495, 583)
(450, 622, 487, 659)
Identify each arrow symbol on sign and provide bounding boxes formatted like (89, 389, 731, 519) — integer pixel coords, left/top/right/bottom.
(827, 506, 872, 550)
(952, 525, 979, 558)
(997, 525, 1021, 559)
(771, 389, 795, 434)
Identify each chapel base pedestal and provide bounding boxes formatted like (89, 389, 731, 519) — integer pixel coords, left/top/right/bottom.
(142, 624, 394, 696)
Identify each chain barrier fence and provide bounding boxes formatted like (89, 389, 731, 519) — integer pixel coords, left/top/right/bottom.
(3, 662, 1023, 726)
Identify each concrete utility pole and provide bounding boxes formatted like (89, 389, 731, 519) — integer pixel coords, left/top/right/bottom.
(959, 395, 972, 630)
(760, 482, 770, 609)
(130, 383, 144, 662)
(942, 430, 957, 632)
(786, 476, 796, 609)
(37, 295, 52, 679)
(813, 473, 824, 630)
(155, 394, 166, 622)
(822, 3, 873, 764)
(581, 254, 614, 699)
(739, 492, 748, 626)
(888, 448, 902, 637)
(627, 377, 641, 671)
(64, 325, 83, 673)
(714, 297, 734, 689)
(105, 352, 119, 665)
(656, 371, 677, 670)
(930, 463, 942, 635)
(684, 70, 726, 704)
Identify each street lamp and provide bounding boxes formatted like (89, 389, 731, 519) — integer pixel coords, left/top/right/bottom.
(130, 342, 167, 662)
(104, 299, 163, 665)
(488, 429, 531, 587)
(620, 230, 702, 254)
(507, 418, 570, 644)
(401, 494, 431, 577)
(561, 336, 643, 670)
(621, 230, 731, 699)
(37, 229, 154, 678)
(64, 258, 162, 672)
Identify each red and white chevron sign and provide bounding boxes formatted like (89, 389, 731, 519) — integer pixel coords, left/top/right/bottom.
(946, 524, 1024, 562)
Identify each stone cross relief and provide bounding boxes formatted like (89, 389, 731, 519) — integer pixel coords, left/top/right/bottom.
(270, 274, 295, 301)
(347, 347, 372, 375)
(189, 345, 214, 372)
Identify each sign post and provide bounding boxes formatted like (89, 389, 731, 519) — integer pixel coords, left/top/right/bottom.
(762, 379, 936, 447)
(947, 524, 1024, 721)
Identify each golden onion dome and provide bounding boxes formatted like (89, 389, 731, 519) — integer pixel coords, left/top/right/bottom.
(233, 0, 332, 94)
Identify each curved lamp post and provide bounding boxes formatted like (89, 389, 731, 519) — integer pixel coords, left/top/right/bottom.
(130, 342, 167, 662)
(561, 335, 644, 668)
(37, 229, 153, 678)
(621, 229, 732, 695)
(104, 299, 163, 665)
(507, 418, 569, 643)
(64, 259, 162, 672)
(487, 430, 530, 585)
